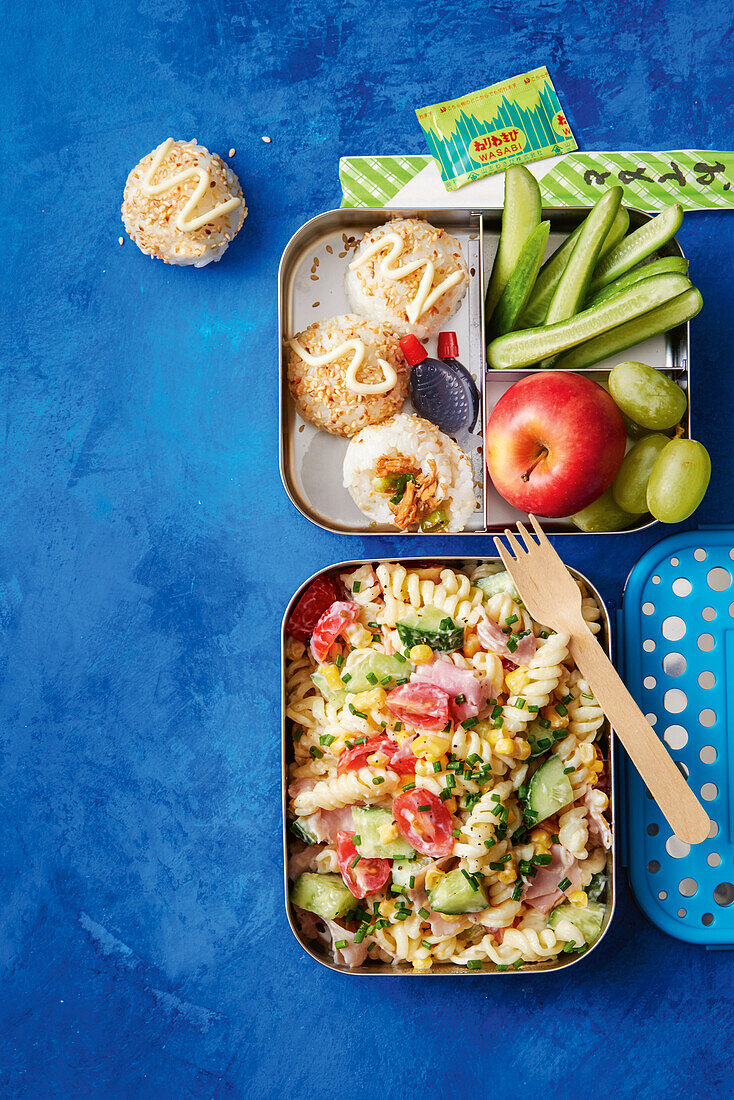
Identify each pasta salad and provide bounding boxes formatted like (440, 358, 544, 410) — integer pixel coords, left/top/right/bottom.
(285, 560, 612, 972)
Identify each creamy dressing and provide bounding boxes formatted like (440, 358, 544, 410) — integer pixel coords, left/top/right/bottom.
(140, 138, 242, 232)
(288, 337, 397, 396)
(348, 231, 464, 322)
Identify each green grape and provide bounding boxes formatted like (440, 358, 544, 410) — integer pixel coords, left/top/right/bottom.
(608, 361, 687, 430)
(613, 434, 669, 514)
(647, 439, 711, 523)
(621, 412, 672, 441)
(571, 489, 639, 532)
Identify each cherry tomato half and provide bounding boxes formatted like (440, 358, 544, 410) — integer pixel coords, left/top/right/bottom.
(310, 601, 359, 663)
(392, 791, 455, 857)
(337, 734, 416, 777)
(286, 575, 343, 642)
(386, 682, 451, 733)
(336, 831, 390, 899)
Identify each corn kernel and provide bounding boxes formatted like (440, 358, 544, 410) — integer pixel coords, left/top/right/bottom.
(505, 667, 530, 696)
(497, 867, 517, 884)
(425, 869, 445, 891)
(409, 644, 433, 665)
(379, 900, 394, 917)
(412, 957, 433, 971)
(495, 736, 515, 756)
(378, 820, 398, 844)
(412, 734, 451, 762)
(540, 702, 569, 731)
(515, 738, 531, 761)
(569, 890, 588, 908)
(530, 828, 552, 852)
(352, 687, 387, 711)
(343, 622, 372, 648)
(486, 728, 502, 747)
(464, 633, 482, 658)
(320, 663, 344, 691)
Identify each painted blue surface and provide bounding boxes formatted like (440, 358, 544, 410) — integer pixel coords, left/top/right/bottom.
(3, 0, 734, 1096)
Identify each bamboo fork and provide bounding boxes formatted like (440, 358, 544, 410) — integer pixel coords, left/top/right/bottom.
(494, 515, 710, 845)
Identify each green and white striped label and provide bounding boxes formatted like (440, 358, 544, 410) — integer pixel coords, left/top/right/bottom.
(340, 151, 734, 211)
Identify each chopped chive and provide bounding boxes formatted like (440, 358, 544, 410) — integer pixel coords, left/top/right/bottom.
(439, 617, 453, 630)
(349, 704, 367, 719)
(506, 614, 518, 626)
(394, 722, 403, 732)
(491, 705, 502, 719)
(461, 869, 478, 891)
(512, 881, 523, 900)
(499, 853, 512, 863)
(395, 677, 409, 685)
(463, 717, 478, 729)
(518, 784, 527, 800)
(309, 746, 323, 759)
(394, 911, 409, 922)
(446, 761, 461, 772)
(432, 761, 442, 773)
(467, 959, 482, 970)
(454, 693, 466, 706)
(552, 730, 566, 742)
(394, 652, 406, 663)
(495, 964, 509, 972)
(563, 941, 576, 953)
(439, 790, 452, 802)
(539, 718, 551, 729)
(527, 704, 539, 714)
(562, 693, 573, 704)
(334, 654, 344, 668)
(564, 766, 575, 774)
(402, 782, 415, 791)
(513, 959, 524, 970)
(507, 637, 518, 653)
(536, 738, 551, 751)
(353, 834, 361, 845)
(532, 853, 552, 866)
(344, 739, 354, 750)
(489, 861, 503, 870)
(484, 838, 495, 849)
(352, 581, 361, 593)
(354, 736, 367, 745)
(342, 672, 352, 683)
(467, 753, 481, 764)
(409, 875, 416, 889)
(367, 622, 379, 630)
(365, 672, 378, 685)
(372, 776, 385, 785)
(381, 675, 392, 685)
(519, 860, 532, 874)
(515, 697, 526, 710)
(555, 703, 568, 717)
(320, 734, 335, 746)
(335, 939, 348, 949)
(551, 833, 560, 843)
(350, 855, 360, 868)
(446, 775, 455, 791)
(417, 804, 431, 811)
(559, 876, 571, 892)
(452, 828, 461, 838)
(539, 630, 549, 639)
(442, 721, 452, 733)
(419, 907, 430, 919)
(367, 941, 376, 951)
(293, 728, 303, 742)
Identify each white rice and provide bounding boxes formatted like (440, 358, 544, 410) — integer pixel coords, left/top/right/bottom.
(344, 218, 469, 339)
(343, 413, 476, 532)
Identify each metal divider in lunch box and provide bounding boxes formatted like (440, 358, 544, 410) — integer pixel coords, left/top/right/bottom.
(279, 206, 690, 537)
(282, 556, 616, 975)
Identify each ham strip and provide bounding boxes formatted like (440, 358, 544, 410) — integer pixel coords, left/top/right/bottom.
(303, 806, 355, 844)
(288, 844, 324, 880)
(522, 844, 582, 913)
(585, 788, 612, 850)
(324, 920, 370, 968)
(411, 658, 490, 722)
(476, 613, 537, 667)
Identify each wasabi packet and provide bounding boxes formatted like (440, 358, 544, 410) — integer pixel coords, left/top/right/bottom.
(416, 67, 577, 191)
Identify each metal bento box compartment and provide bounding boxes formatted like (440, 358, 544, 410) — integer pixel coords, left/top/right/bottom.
(278, 206, 690, 536)
(282, 556, 616, 975)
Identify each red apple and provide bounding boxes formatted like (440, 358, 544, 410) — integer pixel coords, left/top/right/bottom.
(485, 371, 626, 518)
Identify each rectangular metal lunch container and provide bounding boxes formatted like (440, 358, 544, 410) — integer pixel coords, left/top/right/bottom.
(279, 206, 690, 536)
(282, 556, 616, 975)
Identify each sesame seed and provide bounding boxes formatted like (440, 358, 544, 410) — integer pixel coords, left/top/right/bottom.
(228, 148, 236, 157)
(262, 135, 271, 143)
(118, 236, 124, 245)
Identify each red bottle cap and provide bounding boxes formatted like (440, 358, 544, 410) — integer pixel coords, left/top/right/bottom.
(437, 331, 459, 359)
(399, 334, 427, 366)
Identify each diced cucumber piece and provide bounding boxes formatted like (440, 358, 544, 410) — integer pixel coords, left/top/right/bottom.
(519, 202, 629, 328)
(487, 273, 691, 370)
(587, 872, 607, 902)
(396, 604, 464, 652)
(587, 202, 684, 295)
(290, 818, 318, 844)
(290, 873, 355, 919)
(311, 670, 346, 707)
(556, 287, 702, 371)
(585, 255, 689, 309)
(392, 855, 433, 889)
(474, 569, 523, 605)
(428, 868, 489, 914)
(526, 755, 574, 822)
(525, 719, 556, 759)
(548, 901, 606, 945)
(352, 807, 416, 859)
(343, 651, 413, 694)
(485, 164, 542, 324)
(544, 187, 622, 328)
(489, 221, 550, 338)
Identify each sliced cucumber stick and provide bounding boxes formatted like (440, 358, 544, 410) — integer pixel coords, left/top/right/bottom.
(485, 165, 541, 325)
(585, 255, 688, 309)
(489, 221, 550, 338)
(526, 754, 573, 822)
(519, 201, 629, 328)
(556, 287, 702, 371)
(544, 187, 622, 326)
(588, 203, 684, 295)
(291, 873, 355, 919)
(487, 273, 691, 370)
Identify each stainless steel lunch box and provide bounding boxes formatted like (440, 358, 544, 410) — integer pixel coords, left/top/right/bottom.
(282, 556, 616, 974)
(278, 206, 690, 536)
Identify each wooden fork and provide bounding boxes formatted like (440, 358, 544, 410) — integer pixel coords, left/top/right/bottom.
(495, 515, 710, 845)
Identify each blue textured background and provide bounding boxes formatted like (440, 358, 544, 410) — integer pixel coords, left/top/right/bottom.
(4, 1, 734, 1096)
